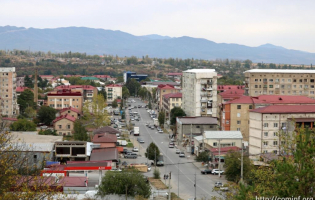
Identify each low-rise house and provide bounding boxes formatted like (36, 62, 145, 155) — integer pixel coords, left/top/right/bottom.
(93, 75, 111, 81)
(249, 105, 315, 159)
(16, 87, 32, 96)
(55, 141, 93, 162)
(92, 133, 117, 148)
(93, 126, 121, 135)
(51, 78, 70, 88)
(176, 117, 218, 144)
(53, 114, 76, 136)
(58, 106, 81, 119)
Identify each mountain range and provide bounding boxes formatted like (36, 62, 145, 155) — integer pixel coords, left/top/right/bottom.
(0, 26, 314, 64)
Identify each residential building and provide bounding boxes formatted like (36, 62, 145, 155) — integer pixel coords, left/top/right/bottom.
(176, 117, 218, 143)
(55, 85, 98, 102)
(51, 78, 70, 88)
(141, 81, 180, 93)
(156, 84, 181, 111)
(47, 89, 84, 112)
(123, 71, 148, 82)
(93, 126, 121, 135)
(162, 93, 182, 122)
(39, 75, 55, 82)
(244, 69, 315, 98)
(249, 105, 315, 159)
(92, 133, 117, 148)
(93, 75, 111, 81)
(0, 67, 19, 117)
(222, 95, 315, 141)
(81, 76, 100, 82)
(105, 84, 122, 104)
(16, 87, 31, 96)
(182, 69, 217, 117)
(55, 141, 92, 161)
(217, 85, 245, 93)
(58, 107, 81, 119)
(53, 114, 76, 136)
(193, 131, 243, 157)
(16, 76, 25, 87)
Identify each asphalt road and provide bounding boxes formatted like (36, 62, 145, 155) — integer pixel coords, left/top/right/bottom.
(125, 98, 222, 200)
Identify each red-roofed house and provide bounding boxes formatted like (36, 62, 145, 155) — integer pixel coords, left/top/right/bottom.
(162, 93, 182, 121)
(105, 84, 122, 104)
(156, 84, 181, 111)
(39, 75, 55, 81)
(47, 89, 84, 112)
(93, 75, 111, 81)
(55, 85, 98, 102)
(249, 104, 315, 158)
(217, 85, 245, 92)
(59, 107, 81, 119)
(16, 87, 32, 96)
(221, 95, 315, 141)
(53, 114, 76, 136)
(92, 133, 117, 148)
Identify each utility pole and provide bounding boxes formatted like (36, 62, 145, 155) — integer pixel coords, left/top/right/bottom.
(125, 185, 127, 200)
(155, 148, 157, 170)
(240, 139, 244, 183)
(201, 126, 204, 152)
(218, 139, 221, 177)
(194, 171, 196, 200)
(190, 124, 192, 153)
(168, 172, 171, 200)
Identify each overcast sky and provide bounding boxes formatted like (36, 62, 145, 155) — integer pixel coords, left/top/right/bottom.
(1, 0, 314, 52)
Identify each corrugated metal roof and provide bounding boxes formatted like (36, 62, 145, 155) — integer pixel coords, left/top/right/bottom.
(204, 131, 243, 139)
(250, 105, 315, 114)
(90, 148, 119, 161)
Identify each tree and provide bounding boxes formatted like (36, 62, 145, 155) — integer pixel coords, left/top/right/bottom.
(122, 86, 130, 99)
(17, 89, 36, 114)
(37, 106, 57, 125)
(224, 150, 253, 183)
(148, 101, 152, 109)
(170, 107, 186, 125)
(73, 120, 88, 141)
(24, 75, 33, 88)
(195, 151, 210, 163)
(83, 94, 110, 128)
(158, 111, 165, 127)
(112, 99, 118, 108)
(98, 169, 151, 198)
(145, 142, 160, 164)
(10, 119, 36, 131)
(125, 78, 140, 96)
(116, 76, 124, 83)
(24, 106, 36, 119)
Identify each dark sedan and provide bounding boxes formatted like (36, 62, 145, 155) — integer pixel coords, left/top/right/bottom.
(201, 169, 212, 174)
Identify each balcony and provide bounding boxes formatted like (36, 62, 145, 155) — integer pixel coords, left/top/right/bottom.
(200, 80, 213, 85)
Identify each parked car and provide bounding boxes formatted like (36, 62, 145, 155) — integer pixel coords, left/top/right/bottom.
(134, 106, 137, 108)
(138, 105, 141, 108)
(212, 169, 224, 175)
(132, 147, 139, 152)
(145, 123, 149, 126)
(215, 182, 223, 188)
(175, 149, 180, 154)
(179, 152, 185, 157)
(168, 142, 175, 148)
(122, 149, 130, 154)
(110, 168, 122, 172)
(137, 138, 144, 143)
(201, 169, 212, 174)
(124, 153, 138, 159)
(150, 126, 155, 130)
(158, 129, 163, 133)
(130, 118, 135, 121)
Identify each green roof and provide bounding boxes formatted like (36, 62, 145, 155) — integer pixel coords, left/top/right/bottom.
(149, 79, 172, 82)
(81, 77, 99, 80)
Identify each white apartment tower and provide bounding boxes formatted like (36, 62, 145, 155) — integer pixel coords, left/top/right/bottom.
(182, 69, 217, 117)
(0, 67, 19, 117)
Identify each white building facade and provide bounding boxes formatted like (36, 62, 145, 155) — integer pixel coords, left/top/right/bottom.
(182, 69, 217, 117)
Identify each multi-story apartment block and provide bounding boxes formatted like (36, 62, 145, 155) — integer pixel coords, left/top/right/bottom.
(162, 93, 182, 121)
(156, 84, 181, 111)
(244, 69, 315, 98)
(105, 84, 122, 104)
(16, 76, 25, 87)
(182, 69, 217, 117)
(249, 105, 315, 159)
(55, 85, 98, 102)
(0, 67, 19, 117)
(47, 89, 84, 112)
(222, 95, 315, 141)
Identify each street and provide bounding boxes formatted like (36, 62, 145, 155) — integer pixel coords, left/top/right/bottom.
(125, 98, 223, 200)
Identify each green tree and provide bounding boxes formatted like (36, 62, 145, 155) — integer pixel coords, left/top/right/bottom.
(112, 99, 118, 108)
(98, 170, 151, 198)
(39, 129, 57, 135)
(122, 86, 130, 99)
(145, 142, 160, 164)
(148, 101, 152, 109)
(224, 150, 253, 183)
(10, 119, 36, 131)
(17, 89, 36, 114)
(73, 120, 88, 141)
(125, 79, 140, 96)
(116, 76, 124, 83)
(170, 107, 186, 125)
(37, 106, 57, 125)
(24, 106, 36, 119)
(83, 94, 110, 128)
(195, 151, 210, 163)
(24, 75, 33, 88)
(158, 111, 165, 127)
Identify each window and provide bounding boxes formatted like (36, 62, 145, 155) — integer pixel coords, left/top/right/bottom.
(67, 125, 71, 129)
(269, 85, 273, 88)
(311, 79, 315, 83)
(287, 85, 291, 89)
(73, 99, 75, 101)
(281, 123, 286, 128)
(263, 141, 268, 146)
(226, 120, 229, 124)
(273, 150, 278, 154)
(68, 111, 71, 113)
(255, 85, 258, 88)
(59, 132, 62, 135)
(33, 155, 37, 163)
(269, 79, 273, 82)
(275, 79, 279, 82)
(299, 79, 303, 83)
(274, 122, 278, 127)
(304, 79, 307, 82)
(263, 150, 268, 153)
(264, 123, 268, 127)
(269, 91, 274, 94)
(273, 141, 278, 146)
(213, 142, 217, 147)
(209, 125, 213, 128)
(237, 128, 240, 131)
(282, 79, 285, 82)
(288, 79, 291, 82)
(281, 85, 285, 89)
(305, 85, 308, 88)
(311, 91, 315, 94)
(264, 132, 268, 137)
(293, 85, 296, 88)
(196, 126, 200, 128)
(68, 132, 71, 136)
(237, 120, 241, 125)
(293, 79, 296, 82)
(58, 125, 62, 129)
(311, 85, 314, 88)
(237, 105, 241, 109)
(281, 141, 286, 145)
(249, 105, 253, 109)
(237, 113, 241, 117)
(274, 132, 277, 136)
(255, 79, 258, 82)
(299, 85, 303, 88)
